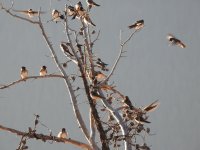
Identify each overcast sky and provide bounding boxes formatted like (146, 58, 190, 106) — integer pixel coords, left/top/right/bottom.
(0, 0, 200, 150)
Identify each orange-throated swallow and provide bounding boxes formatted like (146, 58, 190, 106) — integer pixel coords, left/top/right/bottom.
(94, 71, 107, 80)
(57, 128, 68, 139)
(90, 90, 104, 100)
(13, 9, 45, 18)
(87, 0, 100, 10)
(167, 34, 186, 48)
(51, 9, 64, 23)
(60, 42, 74, 57)
(21, 66, 28, 80)
(40, 66, 47, 76)
(123, 96, 134, 109)
(128, 19, 144, 30)
(75, 1, 85, 12)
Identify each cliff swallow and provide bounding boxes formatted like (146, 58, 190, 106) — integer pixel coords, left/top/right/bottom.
(83, 14, 96, 26)
(94, 71, 106, 80)
(167, 34, 186, 48)
(13, 9, 45, 18)
(60, 42, 74, 57)
(128, 19, 144, 30)
(90, 89, 104, 100)
(123, 96, 134, 109)
(96, 58, 108, 71)
(66, 5, 78, 19)
(86, 0, 100, 10)
(20, 66, 28, 80)
(51, 9, 64, 23)
(57, 128, 68, 139)
(40, 66, 47, 76)
(75, 1, 85, 12)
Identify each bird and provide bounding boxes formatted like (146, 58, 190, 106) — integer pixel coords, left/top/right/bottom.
(75, 1, 85, 12)
(60, 42, 74, 57)
(86, 0, 100, 10)
(90, 90, 104, 101)
(13, 9, 45, 18)
(142, 100, 159, 113)
(57, 128, 68, 139)
(167, 34, 186, 48)
(94, 71, 107, 80)
(51, 9, 64, 23)
(123, 96, 134, 109)
(39, 66, 47, 76)
(128, 19, 144, 30)
(83, 13, 96, 26)
(20, 66, 28, 80)
(66, 5, 78, 19)
(96, 58, 108, 71)
(134, 115, 151, 124)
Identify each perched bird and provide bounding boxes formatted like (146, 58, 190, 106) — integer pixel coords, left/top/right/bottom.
(86, 0, 100, 10)
(128, 19, 144, 30)
(167, 34, 186, 48)
(94, 71, 106, 80)
(75, 1, 85, 12)
(134, 115, 151, 124)
(100, 84, 115, 91)
(123, 96, 134, 109)
(57, 128, 68, 139)
(66, 5, 78, 19)
(60, 42, 74, 57)
(96, 58, 108, 71)
(51, 9, 64, 22)
(90, 90, 104, 101)
(83, 14, 96, 26)
(40, 66, 47, 76)
(20, 66, 28, 80)
(13, 9, 45, 18)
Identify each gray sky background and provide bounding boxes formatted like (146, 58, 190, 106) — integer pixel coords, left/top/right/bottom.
(0, 0, 200, 149)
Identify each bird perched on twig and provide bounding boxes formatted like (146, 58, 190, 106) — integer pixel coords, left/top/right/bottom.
(128, 19, 144, 30)
(66, 5, 78, 19)
(20, 66, 28, 80)
(60, 42, 74, 57)
(94, 71, 107, 80)
(90, 89, 104, 101)
(86, 0, 100, 10)
(83, 13, 96, 26)
(167, 34, 186, 48)
(13, 9, 45, 18)
(40, 66, 47, 76)
(57, 128, 68, 139)
(96, 58, 109, 71)
(51, 9, 64, 23)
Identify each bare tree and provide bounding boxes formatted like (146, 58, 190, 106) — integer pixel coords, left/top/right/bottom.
(0, 1, 159, 150)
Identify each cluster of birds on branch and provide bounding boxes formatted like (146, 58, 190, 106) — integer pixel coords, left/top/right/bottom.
(20, 66, 47, 80)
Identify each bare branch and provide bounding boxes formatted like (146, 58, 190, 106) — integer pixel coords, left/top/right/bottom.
(0, 75, 65, 89)
(0, 124, 92, 150)
(100, 30, 137, 86)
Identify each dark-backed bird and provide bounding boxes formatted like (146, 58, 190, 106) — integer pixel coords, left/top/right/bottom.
(167, 34, 186, 48)
(128, 19, 144, 30)
(20, 66, 28, 80)
(57, 128, 68, 139)
(83, 14, 96, 26)
(66, 5, 78, 19)
(51, 9, 64, 22)
(123, 96, 134, 109)
(96, 58, 108, 71)
(40, 66, 47, 76)
(13, 9, 45, 18)
(90, 90, 104, 100)
(60, 42, 74, 57)
(86, 0, 100, 10)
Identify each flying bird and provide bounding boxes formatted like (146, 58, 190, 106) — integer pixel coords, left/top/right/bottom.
(167, 34, 186, 48)
(128, 19, 144, 30)
(57, 128, 68, 139)
(86, 0, 100, 10)
(20, 66, 28, 80)
(60, 42, 74, 57)
(142, 100, 159, 113)
(51, 9, 64, 23)
(40, 66, 47, 76)
(13, 9, 45, 18)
